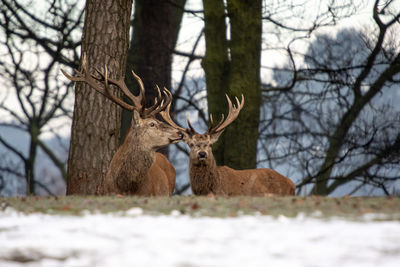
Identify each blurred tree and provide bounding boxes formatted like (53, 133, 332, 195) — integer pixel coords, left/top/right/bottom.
(121, 0, 186, 144)
(66, 0, 133, 195)
(261, 0, 400, 195)
(224, 0, 262, 169)
(202, 0, 229, 165)
(202, 0, 262, 169)
(0, 0, 82, 195)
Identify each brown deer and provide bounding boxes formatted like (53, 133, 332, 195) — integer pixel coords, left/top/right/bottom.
(62, 55, 183, 196)
(161, 95, 295, 196)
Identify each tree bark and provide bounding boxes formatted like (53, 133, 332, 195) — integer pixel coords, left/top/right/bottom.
(202, 0, 230, 165)
(67, 0, 133, 195)
(224, 0, 262, 169)
(121, 0, 186, 142)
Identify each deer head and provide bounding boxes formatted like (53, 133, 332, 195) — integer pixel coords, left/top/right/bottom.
(161, 94, 244, 165)
(62, 54, 183, 149)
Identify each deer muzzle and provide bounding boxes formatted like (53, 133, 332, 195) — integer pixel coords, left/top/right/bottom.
(169, 131, 184, 144)
(198, 151, 207, 160)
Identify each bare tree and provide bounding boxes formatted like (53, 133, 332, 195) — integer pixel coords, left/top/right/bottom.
(0, 0, 82, 195)
(260, 0, 400, 195)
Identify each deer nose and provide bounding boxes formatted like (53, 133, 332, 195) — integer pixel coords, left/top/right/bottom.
(198, 151, 207, 159)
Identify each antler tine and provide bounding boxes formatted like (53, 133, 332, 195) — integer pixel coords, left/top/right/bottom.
(186, 113, 197, 134)
(61, 54, 134, 111)
(131, 70, 146, 111)
(159, 97, 198, 135)
(154, 87, 172, 114)
(143, 85, 170, 117)
(61, 54, 92, 84)
(142, 85, 161, 116)
(207, 113, 224, 133)
(159, 102, 187, 132)
(152, 85, 163, 108)
(92, 65, 143, 110)
(158, 87, 173, 112)
(237, 94, 245, 109)
(208, 94, 245, 134)
(209, 113, 214, 126)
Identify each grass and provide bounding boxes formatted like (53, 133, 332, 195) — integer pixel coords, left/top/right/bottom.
(1, 195, 400, 220)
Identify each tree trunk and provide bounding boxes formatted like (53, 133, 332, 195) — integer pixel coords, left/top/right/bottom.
(67, 0, 133, 195)
(121, 0, 186, 142)
(26, 141, 37, 195)
(202, 0, 230, 165)
(26, 121, 40, 195)
(224, 0, 262, 169)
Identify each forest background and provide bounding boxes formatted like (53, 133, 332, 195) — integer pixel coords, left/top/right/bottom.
(0, 0, 399, 197)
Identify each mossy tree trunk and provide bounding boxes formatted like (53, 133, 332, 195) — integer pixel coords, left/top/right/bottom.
(203, 0, 262, 169)
(121, 0, 186, 142)
(67, 0, 133, 195)
(202, 0, 230, 166)
(225, 0, 262, 169)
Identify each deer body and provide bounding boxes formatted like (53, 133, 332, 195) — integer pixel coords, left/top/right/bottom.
(104, 151, 175, 196)
(190, 156, 295, 196)
(161, 95, 295, 196)
(101, 120, 178, 196)
(188, 134, 295, 196)
(63, 54, 182, 196)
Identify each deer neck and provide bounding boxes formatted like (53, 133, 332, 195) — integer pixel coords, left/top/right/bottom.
(107, 128, 155, 193)
(123, 129, 154, 167)
(189, 155, 219, 195)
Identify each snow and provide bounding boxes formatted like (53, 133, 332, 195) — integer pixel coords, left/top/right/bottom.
(1, 208, 400, 267)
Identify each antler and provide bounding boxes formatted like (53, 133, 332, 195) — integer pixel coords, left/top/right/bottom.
(61, 53, 170, 117)
(161, 94, 244, 136)
(207, 94, 244, 135)
(142, 85, 172, 118)
(160, 103, 187, 132)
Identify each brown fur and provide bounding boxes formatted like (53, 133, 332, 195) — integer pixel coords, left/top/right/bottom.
(187, 134, 295, 196)
(161, 94, 295, 196)
(98, 113, 181, 196)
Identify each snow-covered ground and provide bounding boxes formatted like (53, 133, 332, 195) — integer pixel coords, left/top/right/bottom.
(1, 208, 399, 267)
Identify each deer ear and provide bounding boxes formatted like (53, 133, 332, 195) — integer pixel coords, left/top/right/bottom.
(209, 130, 224, 144)
(132, 109, 142, 127)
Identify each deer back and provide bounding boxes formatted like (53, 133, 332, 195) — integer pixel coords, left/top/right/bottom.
(216, 166, 295, 196)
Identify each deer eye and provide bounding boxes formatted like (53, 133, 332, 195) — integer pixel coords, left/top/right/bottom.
(189, 143, 194, 148)
(149, 122, 155, 127)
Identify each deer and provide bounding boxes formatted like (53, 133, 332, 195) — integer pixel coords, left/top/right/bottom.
(160, 94, 295, 196)
(62, 54, 183, 196)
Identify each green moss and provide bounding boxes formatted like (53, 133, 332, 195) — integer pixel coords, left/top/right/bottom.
(224, 0, 262, 169)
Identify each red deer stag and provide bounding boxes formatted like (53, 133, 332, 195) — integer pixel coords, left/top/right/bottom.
(62, 55, 183, 196)
(161, 95, 295, 196)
